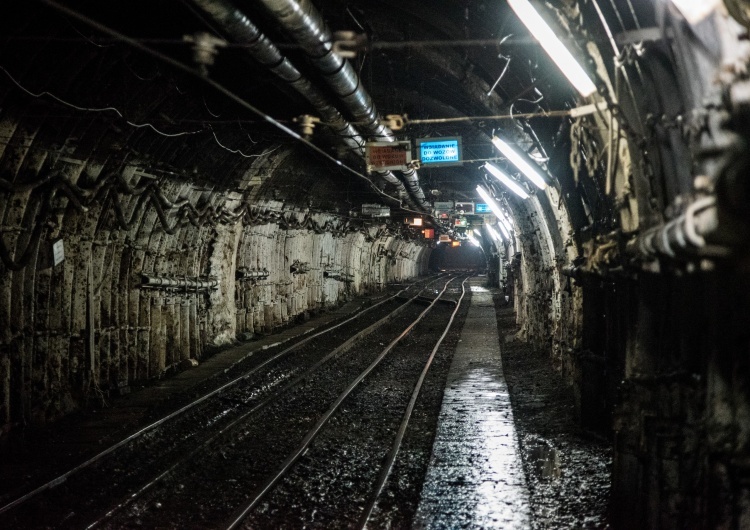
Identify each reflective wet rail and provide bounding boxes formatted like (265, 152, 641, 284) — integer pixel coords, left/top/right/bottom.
(0, 274, 463, 529)
(226, 277, 469, 529)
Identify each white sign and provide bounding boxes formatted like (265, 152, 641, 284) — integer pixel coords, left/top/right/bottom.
(362, 204, 391, 217)
(52, 239, 65, 266)
(433, 201, 454, 211)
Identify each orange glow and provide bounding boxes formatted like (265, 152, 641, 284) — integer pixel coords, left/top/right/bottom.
(423, 228, 435, 238)
(451, 241, 461, 247)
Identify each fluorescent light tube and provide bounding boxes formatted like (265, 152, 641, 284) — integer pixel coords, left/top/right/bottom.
(476, 186, 515, 243)
(483, 162, 530, 199)
(670, 0, 720, 24)
(467, 234, 481, 247)
(476, 185, 506, 220)
(497, 221, 511, 240)
(507, 0, 596, 97)
(491, 137, 547, 190)
(497, 211, 513, 236)
(487, 225, 504, 243)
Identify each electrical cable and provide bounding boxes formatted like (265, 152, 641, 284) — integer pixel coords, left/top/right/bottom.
(404, 109, 570, 125)
(0, 65, 201, 138)
(37, 0, 421, 215)
(0, 64, 288, 161)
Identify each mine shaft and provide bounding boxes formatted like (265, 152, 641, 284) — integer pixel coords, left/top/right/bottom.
(0, 1, 748, 528)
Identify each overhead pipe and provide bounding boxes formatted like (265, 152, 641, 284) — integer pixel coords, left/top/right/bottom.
(255, 0, 429, 210)
(190, 0, 413, 207)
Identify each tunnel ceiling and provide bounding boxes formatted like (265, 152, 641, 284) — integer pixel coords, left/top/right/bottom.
(3, 0, 748, 262)
(0, 0, 582, 224)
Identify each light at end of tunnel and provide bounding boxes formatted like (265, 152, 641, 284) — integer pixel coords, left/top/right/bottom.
(491, 137, 547, 190)
(482, 164, 530, 200)
(507, 0, 596, 98)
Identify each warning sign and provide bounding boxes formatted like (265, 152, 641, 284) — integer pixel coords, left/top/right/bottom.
(365, 141, 412, 172)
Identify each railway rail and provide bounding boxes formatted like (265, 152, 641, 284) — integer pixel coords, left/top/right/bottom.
(229, 276, 469, 529)
(0, 274, 470, 528)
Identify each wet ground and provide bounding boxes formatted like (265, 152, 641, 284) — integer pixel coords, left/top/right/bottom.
(0, 277, 472, 528)
(415, 283, 530, 529)
(0, 278, 613, 528)
(494, 298, 612, 529)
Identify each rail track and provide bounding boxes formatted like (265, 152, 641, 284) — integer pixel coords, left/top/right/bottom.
(0, 274, 470, 528)
(228, 276, 469, 529)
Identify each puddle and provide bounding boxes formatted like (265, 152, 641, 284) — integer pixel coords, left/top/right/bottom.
(527, 440, 561, 479)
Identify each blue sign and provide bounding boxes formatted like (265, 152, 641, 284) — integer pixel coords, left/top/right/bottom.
(475, 203, 490, 213)
(417, 137, 462, 167)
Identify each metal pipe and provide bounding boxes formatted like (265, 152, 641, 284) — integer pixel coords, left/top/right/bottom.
(255, 0, 429, 209)
(141, 274, 219, 291)
(190, 0, 414, 206)
(633, 196, 729, 260)
(236, 268, 270, 281)
(191, 0, 360, 147)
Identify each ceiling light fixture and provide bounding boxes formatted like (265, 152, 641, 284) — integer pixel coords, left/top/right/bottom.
(496, 209, 514, 236)
(507, 0, 597, 97)
(483, 163, 530, 199)
(497, 221, 512, 240)
(491, 136, 547, 190)
(477, 185, 516, 232)
(670, 0, 720, 24)
(487, 225, 504, 243)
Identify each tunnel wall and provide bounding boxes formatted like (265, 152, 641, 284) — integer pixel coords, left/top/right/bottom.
(503, 4, 750, 527)
(0, 147, 429, 432)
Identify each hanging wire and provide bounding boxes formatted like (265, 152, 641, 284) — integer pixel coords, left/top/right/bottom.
(0, 64, 286, 161)
(37, 0, 423, 215)
(405, 109, 572, 125)
(202, 95, 221, 118)
(0, 65, 201, 138)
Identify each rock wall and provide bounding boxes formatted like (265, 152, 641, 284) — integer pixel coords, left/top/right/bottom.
(0, 144, 430, 432)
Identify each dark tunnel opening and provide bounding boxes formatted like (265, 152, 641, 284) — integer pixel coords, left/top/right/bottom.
(427, 242, 486, 272)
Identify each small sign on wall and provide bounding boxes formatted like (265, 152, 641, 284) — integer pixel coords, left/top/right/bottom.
(362, 203, 391, 217)
(365, 141, 412, 172)
(52, 239, 65, 266)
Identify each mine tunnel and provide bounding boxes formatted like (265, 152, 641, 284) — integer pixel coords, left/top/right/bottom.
(1, 0, 749, 528)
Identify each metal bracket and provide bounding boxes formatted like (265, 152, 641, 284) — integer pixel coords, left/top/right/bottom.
(332, 31, 368, 58)
(293, 115, 320, 138)
(183, 32, 227, 75)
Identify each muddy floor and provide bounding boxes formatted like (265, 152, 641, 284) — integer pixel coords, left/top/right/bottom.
(0, 280, 613, 529)
(494, 298, 612, 529)
(0, 278, 472, 529)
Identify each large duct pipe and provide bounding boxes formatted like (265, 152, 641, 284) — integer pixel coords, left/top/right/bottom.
(190, 0, 413, 205)
(255, 0, 429, 210)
